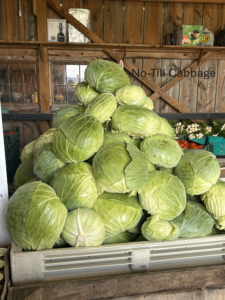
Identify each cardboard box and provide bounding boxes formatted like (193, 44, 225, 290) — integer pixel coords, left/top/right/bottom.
(47, 19, 67, 42)
(177, 25, 203, 46)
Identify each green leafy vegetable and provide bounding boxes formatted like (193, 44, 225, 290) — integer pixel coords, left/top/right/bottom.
(74, 82, 100, 107)
(20, 140, 35, 162)
(53, 104, 85, 127)
(115, 85, 147, 106)
(33, 128, 57, 157)
(14, 157, 35, 189)
(103, 231, 136, 244)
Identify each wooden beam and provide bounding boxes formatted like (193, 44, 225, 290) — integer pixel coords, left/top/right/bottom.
(150, 51, 217, 101)
(46, 0, 190, 113)
(114, 0, 225, 3)
(37, 0, 47, 42)
(197, 49, 205, 66)
(33, 0, 37, 15)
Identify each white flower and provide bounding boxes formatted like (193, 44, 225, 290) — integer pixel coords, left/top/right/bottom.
(187, 125, 191, 128)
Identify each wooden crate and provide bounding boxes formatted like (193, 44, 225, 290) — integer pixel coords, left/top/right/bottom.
(1, 246, 10, 300)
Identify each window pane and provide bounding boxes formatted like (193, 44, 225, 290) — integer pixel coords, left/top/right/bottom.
(24, 85, 36, 104)
(53, 65, 66, 84)
(11, 85, 24, 103)
(0, 65, 8, 84)
(23, 64, 37, 85)
(0, 85, 9, 103)
(53, 85, 66, 105)
(66, 65, 79, 85)
(80, 65, 88, 82)
(68, 85, 78, 104)
(9, 64, 23, 84)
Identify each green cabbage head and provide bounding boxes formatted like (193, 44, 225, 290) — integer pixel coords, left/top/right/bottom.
(62, 208, 105, 247)
(201, 180, 225, 230)
(141, 134, 183, 168)
(20, 140, 35, 162)
(85, 59, 131, 94)
(143, 97, 154, 110)
(53, 114, 104, 163)
(173, 201, 214, 237)
(14, 157, 35, 189)
(112, 105, 161, 138)
(92, 142, 149, 194)
(115, 85, 147, 106)
(158, 117, 175, 139)
(138, 170, 186, 221)
(92, 193, 142, 237)
(74, 82, 100, 107)
(53, 234, 68, 248)
(103, 231, 136, 245)
(33, 128, 57, 156)
(50, 162, 98, 211)
(53, 104, 85, 127)
(6, 181, 67, 251)
(33, 143, 66, 183)
(103, 131, 132, 146)
(141, 215, 180, 242)
(174, 150, 220, 196)
(85, 93, 117, 123)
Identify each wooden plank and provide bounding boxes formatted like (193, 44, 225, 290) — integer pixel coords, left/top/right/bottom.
(37, 0, 47, 41)
(163, 3, 183, 44)
(124, 1, 144, 44)
(142, 59, 162, 113)
(4, 0, 19, 41)
(33, 0, 37, 16)
(215, 60, 225, 112)
(62, 0, 81, 11)
(197, 60, 218, 113)
(112, 0, 225, 3)
(7, 265, 225, 300)
(127, 59, 143, 86)
(18, 0, 25, 41)
(83, 0, 104, 40)
(104, 0, 124, 43)
(150, 51, 217, 101)
(183, 3, 203, 24)
(144, 2, 164, 45)
(179, 60, 199, 112)
(0, 0, 6, 40)
(48, 49, 109, 60)
(203, 4, 223, 44)
(47, 0, 62, 19)
(0, 49, 38, 60)
(160, 59, 181, 113)
(26, 0, 38, 41)
(46, 0, 190, 113)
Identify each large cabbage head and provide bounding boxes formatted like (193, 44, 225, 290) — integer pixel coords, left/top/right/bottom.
(173, 201, 214, 237)
(33, 143, 66, 183)
(174, 150, 220, 196)
(6, 181, 67, 251)
(33, 128, 57, 156)
(74, 82, 100, 107)
(53, 114, 104, 163)
(62, 208, 105, 247)
(201, 180, 225, 230)
(158, 118, 175, 139)
(103, 131, 132, 146)
(103, 231, 136, 245)
(85, 59, 131, 94)
(50, 162, 98, 211)
(141, 215, 180, 242)
(92, 142, 149, 194)
(141, 134, 183, 168)
(53, 234, 68, 248)
(85, 93, 117, 123)
(112, 105, 161, 138)
(53, 104, 85, 127)
(138, 170, 186, 221)
(92, 193, 143, 237)
(20, 140, 35, 162)
(143, 97, 154, 110)
(115, 85, 147, 106)
(14, 157, 35, 189)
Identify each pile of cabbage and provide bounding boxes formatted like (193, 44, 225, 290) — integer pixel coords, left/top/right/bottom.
(6, 59, 224, 251)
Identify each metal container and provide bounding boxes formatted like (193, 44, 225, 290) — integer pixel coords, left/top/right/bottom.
(68, 8, 91, 43)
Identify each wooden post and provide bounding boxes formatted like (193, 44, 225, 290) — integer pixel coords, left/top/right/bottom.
(37, 0, 51, 133)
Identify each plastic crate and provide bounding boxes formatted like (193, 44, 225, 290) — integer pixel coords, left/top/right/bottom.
(10, 235, 225, 286)
(205, 136, 225, 156)
(188, 137, 206, 145)
(3, 126, 20, 149)
(5, 140, 20, 161)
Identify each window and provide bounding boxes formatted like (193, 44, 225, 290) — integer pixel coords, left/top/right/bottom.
(52, 64, 88, 105)
(0, 63, 38, 105)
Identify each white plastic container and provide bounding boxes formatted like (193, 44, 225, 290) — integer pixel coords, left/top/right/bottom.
(202, 28, 214, 46)
(10, 235, 225, 286)
(68, 8, 91, 43)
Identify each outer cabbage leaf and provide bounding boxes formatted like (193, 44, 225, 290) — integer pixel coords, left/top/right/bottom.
(138, 170, 186, 221)
(141, 215, 180, 242)
(103, 131, 132, 146)
(33, 128, 57, 156)
(6, 181, 67, 251)
(33, 143, 66, 183)
(143, 97, 154, 110)
(92, 192, 142, 237)
(53, 114, 104, 163)
(112, 105, 161, 138)
(53, 234, 68, 248)
(85, 59, 131, 94)
(74, 82, 100, 107)
(53, 104, 85, 127)
(158, 117, 175, 139)
(62, 208, 105, 247)
(141, 134, 183, 168)
(20, 140, 35, 162)
(50, 162, 98, 211)
(115, 85, 147, 106)
(173, 201, 214, 237)
(85, 93, 117, 123)
(103, 231, 136, 244)
(14, 157, 35, 189)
